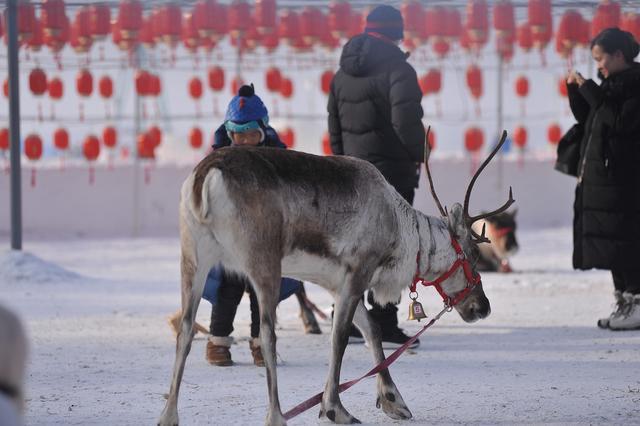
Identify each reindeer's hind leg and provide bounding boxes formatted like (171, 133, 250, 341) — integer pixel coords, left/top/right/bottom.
(246, 265, 287, 426)
(320, 283, 364, 424)
(295, 284, 322, 334)
(351, 302, 412, 420)
(159, 233, 217, 426)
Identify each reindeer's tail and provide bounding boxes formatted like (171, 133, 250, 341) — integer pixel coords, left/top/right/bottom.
(183, 169, 222, 224)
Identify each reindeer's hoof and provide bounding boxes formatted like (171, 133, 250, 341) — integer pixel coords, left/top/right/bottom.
(376, 393, 412, 420)
(319, 404, 360, 424)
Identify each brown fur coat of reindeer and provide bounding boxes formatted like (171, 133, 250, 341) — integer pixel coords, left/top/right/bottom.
(159, 132, 513, 426)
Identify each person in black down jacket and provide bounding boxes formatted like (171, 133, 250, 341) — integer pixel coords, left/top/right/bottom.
(564, 28, 640, 330)
(327, 5, 427, 348)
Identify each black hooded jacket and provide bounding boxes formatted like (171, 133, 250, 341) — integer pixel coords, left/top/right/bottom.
(567, 64, 640, 270)
(327, 33, 426, 192)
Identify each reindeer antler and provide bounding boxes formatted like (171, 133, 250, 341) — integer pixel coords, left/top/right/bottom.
(463, 130, 515, 243)
(424, 126, 447, 217)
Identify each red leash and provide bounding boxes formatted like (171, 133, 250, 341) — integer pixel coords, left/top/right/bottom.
(283, 306, 449, 420)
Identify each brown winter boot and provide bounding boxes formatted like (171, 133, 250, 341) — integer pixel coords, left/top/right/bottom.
(206, 336, 233, 366)
(249, 338, 265, 367)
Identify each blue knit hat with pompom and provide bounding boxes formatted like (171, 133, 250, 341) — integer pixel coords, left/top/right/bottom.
(224, 84, 269, 136)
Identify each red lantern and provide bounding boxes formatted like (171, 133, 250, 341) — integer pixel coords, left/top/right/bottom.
(401, 1, 424, 42)
(193, 0, 217, 39)
(280, 127, 295, 148)
(29, 68, 47, 96)
(513, 126, 527, 149)
(255, 0, 277, 34)
(320, 70, 334, 95)
(556, 10, 583, 58)
(466, 65, 482, 99)
(137, 132, 155, 159)
(592, 1, 620, 38)
(159, 3, 182, 46)
(547, 123, 562, 145)
(135, 70, 151, 96)
(515, 76, 529, 98)
(24, 133, 42, 186)
(16, 2, 36, 44)
(27, 17, 43, 52)
(517, 22, 533, 52)
(299, 6, 323, 44)
(230, 76, 244, 96)
(189, 127, 203, 149)
(528, 0, 552, 50)
(98, 75, 113, 99)
(103, 126, 117, 149)
(53, 128, 69, 150)
(83, 135, 100, 161)
(228, 0, 251, 37)
(118, 0, 143, 42)
(0, 128, 9, 151)
(48, 77, 63, 100)
(279, 9, 300, 44)
(148, 126, 162, 148)
(189, 77, 203, 99)
(464, 0, 489, 51)
(433, 40, 451, 58)
(321, 131, 331, 155)
(41, 0, 67, 38)
(208, 66, 225, 92)
(149, 74, 161, 97)
(89, 3, 111, 39)
(3, 79, 8, 98)
(621, 12, 640, 42)
(426, 69, 442, 95)
(24, 134, 43, 160)
(493, 1, 515, 37)
(261, 31, 280, 52)
(558, 77, 568, 97)
(70, 6, 93, 53)
(280, 77, 293, 98)
(328, 1, 351, 38)
(265, 67, 282, 92)
(464, 127, 484, 152)
(76, 69, 93, 96)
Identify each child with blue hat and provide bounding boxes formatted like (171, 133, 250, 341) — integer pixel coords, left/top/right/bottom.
(204, 84, 304, 366)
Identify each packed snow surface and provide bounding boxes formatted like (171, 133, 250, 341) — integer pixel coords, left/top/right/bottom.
(1, 228, 639, 425)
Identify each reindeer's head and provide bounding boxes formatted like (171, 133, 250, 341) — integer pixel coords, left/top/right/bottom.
(424, 129, 515, 323)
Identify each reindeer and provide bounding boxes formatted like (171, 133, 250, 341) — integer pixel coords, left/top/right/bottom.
(472, 210, 519, 273)
(159, 131, 514, 426)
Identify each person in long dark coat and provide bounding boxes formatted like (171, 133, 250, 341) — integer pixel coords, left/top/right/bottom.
(564, 28, 640, 330)
(327, 5, 427, 348)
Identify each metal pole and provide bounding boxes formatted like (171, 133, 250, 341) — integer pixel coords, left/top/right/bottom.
(7, 0, 22, 250)
(132, 46, 141, 237)
(496, 55, 504, 190)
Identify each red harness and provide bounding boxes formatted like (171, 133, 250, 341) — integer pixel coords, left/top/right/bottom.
(410, 235, 482, 308)
(491, 226, 513, 238)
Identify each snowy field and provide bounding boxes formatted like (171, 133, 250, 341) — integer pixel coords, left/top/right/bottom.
(1, 228, 639, 426)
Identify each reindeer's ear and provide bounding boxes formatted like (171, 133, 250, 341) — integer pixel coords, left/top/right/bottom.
(447, 203, 468, 239)
(511, 208, 518, 218)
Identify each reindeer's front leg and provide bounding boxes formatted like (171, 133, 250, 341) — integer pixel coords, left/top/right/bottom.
(352, 302, 412, 420)
(159, 235, 215, 426)
(320, 290, 362, 424)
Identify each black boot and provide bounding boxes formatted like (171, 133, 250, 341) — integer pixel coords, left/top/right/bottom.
(367, 292, 419, 349)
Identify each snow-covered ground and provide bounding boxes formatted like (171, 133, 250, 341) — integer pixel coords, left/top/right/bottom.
(1, 228, 639, 425)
